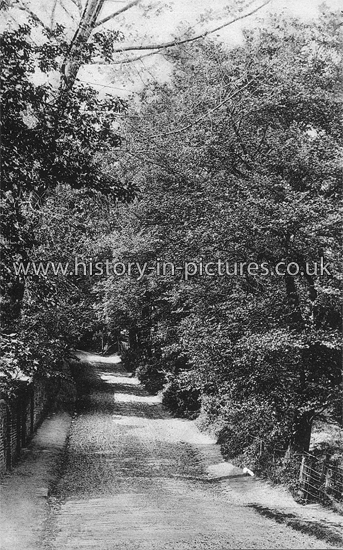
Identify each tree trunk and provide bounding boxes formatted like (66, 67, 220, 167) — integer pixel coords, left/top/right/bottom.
(129, 326, 139, 350)
(60, 0, 105, 91)
(289, 411, 314, 453)
(141, 292, 152, 358)
(284, 274, 304, 329)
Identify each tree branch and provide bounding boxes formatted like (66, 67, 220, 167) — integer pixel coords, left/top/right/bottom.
(17, 0, 51, 32)
(60, 0, 78, 22)
(110, 1, 272, 53)
(91, 49, 163, 64)
(147, 78, 257, 140)
(50, 0, 58, 28)
(70, 0, 83, 15)
(95, 0, 140, 27)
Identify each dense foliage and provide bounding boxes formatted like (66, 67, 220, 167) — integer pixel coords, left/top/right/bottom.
(1, 8, 341, 471)
(94, 9, 342, 460)
(0, 23, 129, 392)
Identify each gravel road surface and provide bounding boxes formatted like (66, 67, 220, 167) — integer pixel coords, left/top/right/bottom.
(44, 353, 341, 550)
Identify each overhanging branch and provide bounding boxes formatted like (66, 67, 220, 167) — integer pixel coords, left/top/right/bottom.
(147, 77, 258, 140)
(95, 0, 140, 27)
(110, 0, 272, 53)
(17, 0, 51, 32)
(92, 49, 163, 65)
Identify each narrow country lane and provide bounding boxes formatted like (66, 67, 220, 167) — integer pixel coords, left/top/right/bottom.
(44, 353, 337, 550)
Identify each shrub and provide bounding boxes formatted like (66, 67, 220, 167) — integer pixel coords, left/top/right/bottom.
(136, 358, 166, 394)
(162, 372, 201, 418)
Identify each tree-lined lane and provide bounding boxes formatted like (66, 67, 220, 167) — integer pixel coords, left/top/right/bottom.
(48, 354, 333, 549)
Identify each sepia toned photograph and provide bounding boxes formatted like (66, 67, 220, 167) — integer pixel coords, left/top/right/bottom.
(0, 1, 342, 548)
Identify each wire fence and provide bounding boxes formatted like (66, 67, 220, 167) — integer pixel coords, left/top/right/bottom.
(298, 452, 343, 504)
(271, 448, 343, 505)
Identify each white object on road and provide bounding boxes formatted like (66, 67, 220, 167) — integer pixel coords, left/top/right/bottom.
(243, 467, 255, 477)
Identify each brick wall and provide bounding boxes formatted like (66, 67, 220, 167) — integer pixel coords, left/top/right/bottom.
(0, 376, 60, 475)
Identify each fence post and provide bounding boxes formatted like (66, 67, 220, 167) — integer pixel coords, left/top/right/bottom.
(299, 455, 305, 483)
(299, 455, 309, 501)
(325, 466, 332, 492)
(319, 460, 326, 501)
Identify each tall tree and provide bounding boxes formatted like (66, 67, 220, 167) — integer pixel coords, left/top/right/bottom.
(96, 8, 342, 453)
(0, 24, 128, 389)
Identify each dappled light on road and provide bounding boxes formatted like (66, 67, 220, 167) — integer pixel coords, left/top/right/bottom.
(75, 350, 122, 364)
(47, 353, 339, 550)
(114, 392, 161, 404)
(100, 372, 139, 385)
